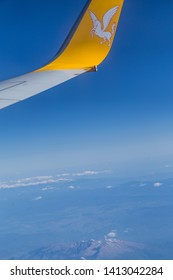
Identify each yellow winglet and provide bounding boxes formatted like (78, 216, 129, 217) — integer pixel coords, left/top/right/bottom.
(38, 0, 124, 71)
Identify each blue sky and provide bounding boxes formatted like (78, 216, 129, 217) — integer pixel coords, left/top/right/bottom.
(0, 0, 173, 178)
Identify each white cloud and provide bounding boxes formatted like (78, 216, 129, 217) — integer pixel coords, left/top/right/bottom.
(0, 176, 72, 189)
(68, 186, 75, 190)
(33, 196, 42, 201)
(73, 171, 98, 176)
(42, 187, 55, 191)
(139, 183, 147, 187)
(106, 185, 113, 189)
(105, 230, 117, 241)
(60, 173, 71, 177)
(154, 182, 163, 187)
(16, 176, 53, 183)
(0, 169, 111, 190)
(73, 170, 110, 177)
(107, 231, 117, 238)
(68, 185, 79, 190)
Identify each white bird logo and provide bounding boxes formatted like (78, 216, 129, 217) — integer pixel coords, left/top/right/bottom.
(89, 6, 119, 46)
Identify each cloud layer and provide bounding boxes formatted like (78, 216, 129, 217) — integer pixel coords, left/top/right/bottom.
(0, 170, 109, 190)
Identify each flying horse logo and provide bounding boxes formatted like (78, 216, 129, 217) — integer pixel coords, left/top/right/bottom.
(89, 6, 119, 46)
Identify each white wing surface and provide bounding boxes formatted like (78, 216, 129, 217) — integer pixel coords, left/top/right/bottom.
(0, 70, 87, 109)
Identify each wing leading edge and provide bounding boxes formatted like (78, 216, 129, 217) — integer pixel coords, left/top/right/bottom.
(0, 0, 124, 110)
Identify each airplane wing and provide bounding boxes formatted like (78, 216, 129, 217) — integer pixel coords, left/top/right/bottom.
(0, 0, 124, 110)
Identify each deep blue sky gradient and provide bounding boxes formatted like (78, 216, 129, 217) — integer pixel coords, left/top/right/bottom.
(0, 0, 173, 177)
